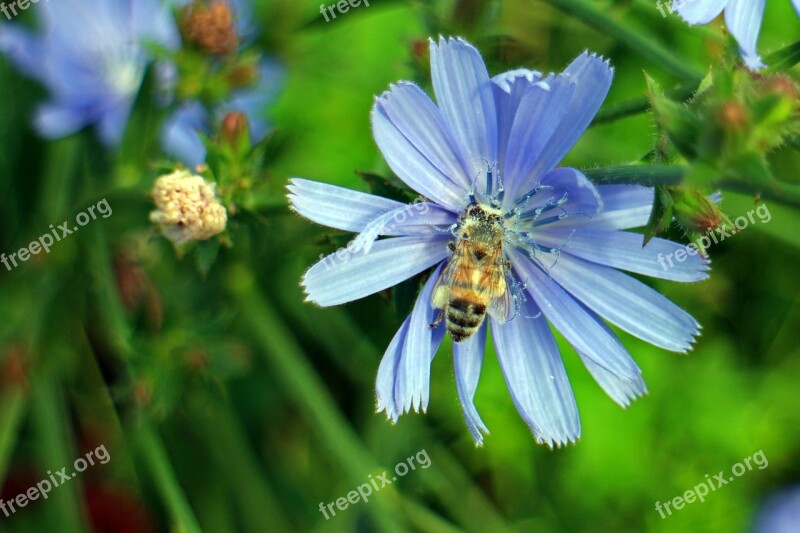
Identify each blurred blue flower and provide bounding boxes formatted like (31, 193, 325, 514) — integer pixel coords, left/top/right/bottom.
(676, 0, 800, 70)
(160, 59, 283, 167)
(289, 37, 706, 446)
(754, 485, 800, 533)
(0, 0, 179, 145)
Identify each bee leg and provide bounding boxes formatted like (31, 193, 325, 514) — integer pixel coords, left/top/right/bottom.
(429, 308, 445, 329)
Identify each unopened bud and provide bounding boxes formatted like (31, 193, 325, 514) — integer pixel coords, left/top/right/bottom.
(411, 39, 429, 63)
(718, 101, 749, 131)
(225, 62, 259, 89)
(150, 169, 228, 246)
(760, 74, 799, 100)
(220, 112, 250, 152)
(180, 1, 238, 55)
(669, 186, 728, 234)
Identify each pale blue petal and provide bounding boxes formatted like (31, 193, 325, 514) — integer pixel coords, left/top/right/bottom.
(394, 264, 447, 415)
(676, 0, 728, 24)
(376, 317, 411, 421)
(352, 203, 458, 253)
(554, 184, 654, 231)
(0, 26, 43, 79)
(725, 0, 766, 70)
(372, 101, 467, 210)
(96, 97, 135, 145)
(535, 228, 710, 282)
(131, 0, 181, 51)
(491, 295, 580, 447)
(794, 0, 800, 17)
(492, 69, 545, 180)
(287, 178, 405, 233)
(755, 486, 800, 533)
(578, 347, 648, 408)
(504, 75, 576, 200)
(492, 68, 544, 94)
(531, 53, 614, 182)
(511, 249, 644, 383)
(302, 235, 449, 306)
(160, 102, 209, 167)
(523, 167, 603, 217)
(375, 265, 447, 420)
(430, 37, 498, 178)
(376, 82, 473, 191)
(34, 103, 89, 140)
(380, 203, 458, 236)
(546, 254, 701, 352)
(452, 324, 489, 444)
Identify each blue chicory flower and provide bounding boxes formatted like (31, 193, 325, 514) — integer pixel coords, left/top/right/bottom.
(754, 485, 800, 533)
(289, 37, 707, 446)
(0, 0, 179, 145)
(676, 0, 800, 70)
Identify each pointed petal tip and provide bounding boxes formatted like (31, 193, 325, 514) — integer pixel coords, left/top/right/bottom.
(576, 49, 614, 69)
(539, 434, 580, 449)
(470, 427, 490, 446)
(743, 54, 766, 71)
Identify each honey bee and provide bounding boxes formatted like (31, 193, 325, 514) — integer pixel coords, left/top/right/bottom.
(431, 202, 513, 342)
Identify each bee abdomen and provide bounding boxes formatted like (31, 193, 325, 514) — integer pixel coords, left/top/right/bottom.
(446, 297, 487, 343)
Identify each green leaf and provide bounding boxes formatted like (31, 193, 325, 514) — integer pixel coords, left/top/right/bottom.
(646, 74, 702, 158)
(643, 186, 673, 246)
(196, 238, 222, 277)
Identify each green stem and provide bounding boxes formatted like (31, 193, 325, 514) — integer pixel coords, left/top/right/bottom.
(227, 266, 415, 533)
(30, 374, 86, 533)
(583, 165, 684, 186)
(82, 202, 202, 531)
(716, 177, 800, 209)
(185, 394, 293, 533)
(0, 390, 26, 486)
(274, 285, 513, 531)
(765, 39, 800, 72)
(593, 82, 700, 125)
(542, 0, 701, 81)
(133, 424, 203, 533)
(38, 137, 84, 221)
(584, 165, 800, 208)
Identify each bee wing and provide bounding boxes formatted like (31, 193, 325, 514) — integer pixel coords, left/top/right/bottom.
(431, 256, 458, 310)
(475, 245, 511, 323)
(487, 269, 514, 323)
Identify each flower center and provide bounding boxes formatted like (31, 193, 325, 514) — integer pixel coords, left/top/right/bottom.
(462, 163, 578, 272)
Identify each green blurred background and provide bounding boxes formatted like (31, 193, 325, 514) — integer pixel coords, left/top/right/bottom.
(0, 0, 799, 531)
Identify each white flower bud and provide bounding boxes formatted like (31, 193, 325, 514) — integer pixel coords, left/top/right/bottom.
(150, 169, 227, 245)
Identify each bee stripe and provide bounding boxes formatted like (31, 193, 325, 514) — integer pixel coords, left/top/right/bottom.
(451, 330, 470, 342)
(449, 298, 472, 312)
(449, 298, 487, 315)
(447, 311, 483, 329)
